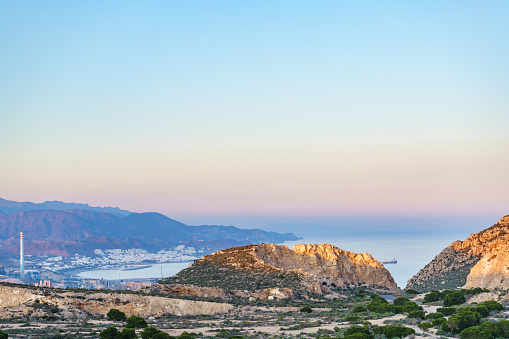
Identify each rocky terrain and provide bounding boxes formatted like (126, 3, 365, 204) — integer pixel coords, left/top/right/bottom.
(161, 243, 399, 298)
(407, 215, 509, 291)
(0, 284, 232, 321)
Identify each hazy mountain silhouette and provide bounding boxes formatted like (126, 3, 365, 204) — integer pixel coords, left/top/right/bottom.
(0, 197, 131, 216)
(0, 201, 299, 256)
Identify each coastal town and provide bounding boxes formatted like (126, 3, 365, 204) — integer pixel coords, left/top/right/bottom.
(0, 245, 200, 291)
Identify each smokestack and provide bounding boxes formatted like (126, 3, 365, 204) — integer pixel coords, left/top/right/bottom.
(20, 232, 24, 279)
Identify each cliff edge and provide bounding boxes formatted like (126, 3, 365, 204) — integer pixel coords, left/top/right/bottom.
(407, 216, 509, 292)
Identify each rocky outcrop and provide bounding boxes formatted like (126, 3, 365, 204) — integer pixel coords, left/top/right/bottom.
(0, 284, 233, 320)
(407, 216, 509, 291)
(256, 243, 397, 289)
(163, 243, 398, 296)
(463, 245, 509, 289)
(406, 247, 480, 291)
(151, 283, 294, 300)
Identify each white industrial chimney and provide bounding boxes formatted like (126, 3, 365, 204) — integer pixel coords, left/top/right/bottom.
(20, 232, 25, 279)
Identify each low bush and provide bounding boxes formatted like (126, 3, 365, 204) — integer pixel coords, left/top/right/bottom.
(107, 309, 127, 321)
(299, 306, 312, 313)
(126, 315, 148, 328)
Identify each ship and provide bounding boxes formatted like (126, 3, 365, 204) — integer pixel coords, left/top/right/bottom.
(382, 259, 397, 264)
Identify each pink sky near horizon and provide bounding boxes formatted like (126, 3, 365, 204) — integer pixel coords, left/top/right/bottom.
(2, 137, 508, 218)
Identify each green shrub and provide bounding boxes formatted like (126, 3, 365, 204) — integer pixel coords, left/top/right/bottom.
(437, 307, 457, 316)
(141, 327, 160, 339)
(425, 312, 445, 320)
(346, 316, 361, 324)
(118, 328, 137, 339)
(446, 310, 481, 334)
(344, 326, 371, 336)
(100, 326, 119, 339)
(366, 297, 391, 313)
(406, 289, 419, 295)
(459, 326, 494, 339)
(423, 290, 441, 303)
(432, 317, 447, 328)
(178, 331, 196, 339)
(444, 291, 465, 307)
(372, 325, 415, 338)
(344, 333, 371, 339)
(418, 322, 432, 332)
(402, 301, 420, 312)
(473, 305, 489, 317)
(126, 315, 148, 328)
(352, 305, 367, 313)
(463, 287, 489, 296)
(393, 297, 410, 306)
(407, 310, 425, 319)
(0, 332, 7, 339)
(107, 309, 127, 321)
(480, 319, 509, 338)
(299, 306, 312, 313)
(481, 300, 503, 312)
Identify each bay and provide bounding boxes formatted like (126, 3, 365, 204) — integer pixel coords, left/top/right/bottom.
(77, 226, 482, 288)
(77, 262, 191, 280)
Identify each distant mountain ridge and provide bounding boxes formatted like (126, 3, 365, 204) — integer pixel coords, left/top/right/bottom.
(0, 197, 131, 216)
(0, 198, 300, 256)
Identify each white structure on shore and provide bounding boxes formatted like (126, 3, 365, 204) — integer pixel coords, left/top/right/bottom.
(20, 232, 25, 279)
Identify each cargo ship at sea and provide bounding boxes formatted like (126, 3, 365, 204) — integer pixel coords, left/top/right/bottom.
(382, 259, 397, 264)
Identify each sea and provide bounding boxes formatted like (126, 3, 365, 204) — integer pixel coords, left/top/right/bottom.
(77, 216, 498, 289)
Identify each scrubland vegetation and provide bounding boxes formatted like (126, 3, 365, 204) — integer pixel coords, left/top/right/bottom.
(1, 285, 509, 338)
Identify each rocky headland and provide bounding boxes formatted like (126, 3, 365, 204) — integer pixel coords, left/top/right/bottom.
(407, 215, 509, 292)
(159, 243, 399, 298)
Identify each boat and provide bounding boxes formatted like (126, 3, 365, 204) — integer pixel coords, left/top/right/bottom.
(382, 259, 397, 264)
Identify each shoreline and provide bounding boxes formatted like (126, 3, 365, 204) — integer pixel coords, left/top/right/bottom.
(75, 261, 194, 280)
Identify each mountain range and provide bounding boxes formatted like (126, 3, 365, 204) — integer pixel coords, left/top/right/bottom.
(0, 198, 299, 256)
(0, 197, 131, 217)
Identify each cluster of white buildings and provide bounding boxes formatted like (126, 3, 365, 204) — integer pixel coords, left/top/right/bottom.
(41, 246, 200, 272)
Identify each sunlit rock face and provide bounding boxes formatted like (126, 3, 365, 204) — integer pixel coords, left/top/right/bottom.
(167, 242, 399, 296)
(254, 243, 398, 290)
(407, 216, 509, 292)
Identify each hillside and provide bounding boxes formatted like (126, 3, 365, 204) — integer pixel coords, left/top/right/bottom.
(162, 243, 399, 297)
(0, 284, 232, 320)
(0, 209, 299, 256)
(407, 215, 509, 291)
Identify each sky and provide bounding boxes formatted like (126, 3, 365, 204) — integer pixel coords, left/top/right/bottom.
(1, 1, 508, 225)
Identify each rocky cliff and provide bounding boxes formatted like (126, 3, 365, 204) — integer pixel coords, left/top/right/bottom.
(407, 216, 509, 291)
(162, 243, 398, 296)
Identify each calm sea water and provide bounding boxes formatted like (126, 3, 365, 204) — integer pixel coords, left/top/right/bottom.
(77, 262, 191, 280)
(77, 215, 497, 288)
(77, 229, 473, 288)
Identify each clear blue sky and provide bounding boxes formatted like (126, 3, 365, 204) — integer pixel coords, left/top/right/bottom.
(1, 1, 508, 220)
